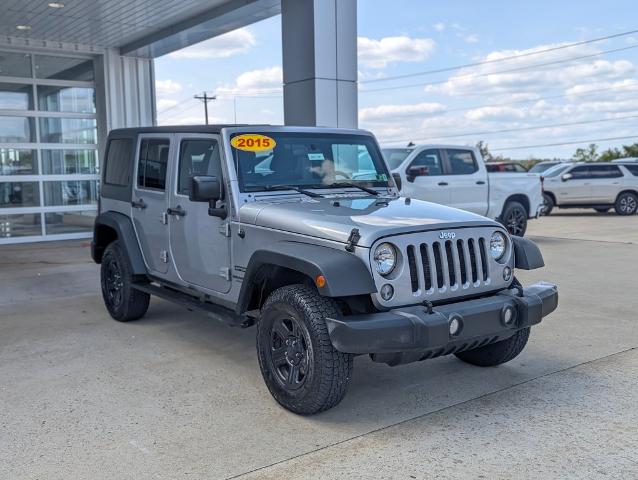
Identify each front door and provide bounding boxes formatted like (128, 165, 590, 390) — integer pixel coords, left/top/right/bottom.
(444, 148, 489, 215)
(168, 134, 232, 294)
(556, 165, 592, 204)
(401, 148, 451, 206)
(131, 135, 171, 275)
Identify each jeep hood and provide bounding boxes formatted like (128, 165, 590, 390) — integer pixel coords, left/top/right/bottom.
(239, 196, 498, 247)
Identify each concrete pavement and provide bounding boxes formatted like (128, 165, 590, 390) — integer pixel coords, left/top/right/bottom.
(0, 210, 637, 479)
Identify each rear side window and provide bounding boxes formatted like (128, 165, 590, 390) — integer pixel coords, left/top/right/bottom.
(408, 149, 444, 176)
(137, 138, 170, 190)
(104, 138, 132, 186)
(177, 139, 221, 195)
(446, 149, 478, 175)
(623, 164, 638, 176)
(588, 164, 623, 178)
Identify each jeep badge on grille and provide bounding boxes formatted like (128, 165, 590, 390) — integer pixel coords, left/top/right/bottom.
(439, 231, 456, 239)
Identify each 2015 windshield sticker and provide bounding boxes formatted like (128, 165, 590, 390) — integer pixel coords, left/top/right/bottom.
(231, 134, 276, 152)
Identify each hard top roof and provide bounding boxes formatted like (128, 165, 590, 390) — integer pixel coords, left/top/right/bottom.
(108, 124, 373, 137)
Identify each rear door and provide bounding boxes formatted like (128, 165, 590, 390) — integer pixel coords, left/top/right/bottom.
(586, 164, 624, 203)
(168, 134, 232, 293)
(444, 148, 489, 215)
(400, 148, 451, 205)
(131, 134, 171, 275)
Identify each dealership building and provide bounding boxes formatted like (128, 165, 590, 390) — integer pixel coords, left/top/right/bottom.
(0, 0, 356, 244)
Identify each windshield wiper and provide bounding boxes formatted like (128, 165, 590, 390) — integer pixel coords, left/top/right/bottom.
(259, 185, 324, 198)
(325, 182, 380, 196)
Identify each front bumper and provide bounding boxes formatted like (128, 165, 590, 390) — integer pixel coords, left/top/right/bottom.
(325, 282, 558, 366)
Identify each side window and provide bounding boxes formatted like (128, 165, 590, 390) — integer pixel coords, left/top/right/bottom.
(569, 166, 590, 179)
(104, 138, 132, 186)
(408, 149, 444, 176)
(177, 139, 221, 196)
(137, 138, 170, 190)
(624, 164, 638, 176)
(446, 149, 478, 175)
(588, 165, 623, 179)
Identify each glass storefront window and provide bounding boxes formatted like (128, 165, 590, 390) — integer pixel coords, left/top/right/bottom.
(0, 83, 34, 110)
(0, 51, 32, 78)
(37, 86, 96, 114)
(0, 149, 37, 175)
(44, 210, 95, 235)
(0, 213, 41, 238)
(34, 55, 94, 81)
(0, 116, 35, 143)
(41, 149, 97, 175)
(0, 181, 40, 208)
(43, 180, 98, 206)
(39, 118, 97, 144)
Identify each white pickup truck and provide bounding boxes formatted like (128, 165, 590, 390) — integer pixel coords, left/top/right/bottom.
(383, 144, 544, 236)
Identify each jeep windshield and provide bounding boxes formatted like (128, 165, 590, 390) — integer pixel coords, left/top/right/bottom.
(229, 132, 391, 192)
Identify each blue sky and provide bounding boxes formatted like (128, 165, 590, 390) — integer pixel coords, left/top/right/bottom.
(155, 0, 638, 159)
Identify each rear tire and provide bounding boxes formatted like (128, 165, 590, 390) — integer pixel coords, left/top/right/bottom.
(501, 201, 528, 236)
(256, 285, 353, 414)
(455, 328, 530, 366)
(100, 241, 150, 322)
(542, 193, 554, 216)
(614, 192, 638, 215)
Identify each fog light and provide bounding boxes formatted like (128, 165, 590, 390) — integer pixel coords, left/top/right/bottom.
(380, 284, 394, 301)
(502, 305, 516, 326)
(503, 266, 512, 282)
(449, 315, 463, 336)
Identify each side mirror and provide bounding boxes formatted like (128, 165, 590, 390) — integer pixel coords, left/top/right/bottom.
(189, 175, 227, 219)
(406, 165, 429, 183)
(561, 173, 573, 182)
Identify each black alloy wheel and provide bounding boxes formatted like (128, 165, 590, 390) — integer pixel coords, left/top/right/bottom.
(104, 256, 124, 309)
(502, 201, 528, 236)
(268, 316, 310, 390)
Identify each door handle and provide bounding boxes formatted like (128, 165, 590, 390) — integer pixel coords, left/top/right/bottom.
(131, 198, 147, 209)
(476, 180, 486, 185)
(167, 205, 186, 217)
(438, 182, 449, 186)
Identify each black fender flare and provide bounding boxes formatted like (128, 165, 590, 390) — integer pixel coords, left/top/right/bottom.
(91, 211, 147, 276)
(236, 241, 377, 313)
(512, 236, 544, 270)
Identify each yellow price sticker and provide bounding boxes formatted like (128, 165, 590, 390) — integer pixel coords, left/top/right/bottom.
(231, 134, 276, 152)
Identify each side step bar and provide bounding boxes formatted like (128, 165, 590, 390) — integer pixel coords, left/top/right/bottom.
(133, 282, 252, 327)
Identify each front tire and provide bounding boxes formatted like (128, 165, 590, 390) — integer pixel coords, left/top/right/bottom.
(256, 285, 353, 414)
(100, 241, 150, 322)
(501, 201, 528, 236)
(542, 193, 554, 215)
(455, 328, 530, 366)
(614, 192, 638, 215)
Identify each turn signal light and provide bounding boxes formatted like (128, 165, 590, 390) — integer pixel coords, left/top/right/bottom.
(315, 275, 326, 288)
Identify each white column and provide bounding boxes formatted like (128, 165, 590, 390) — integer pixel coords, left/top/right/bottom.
(281, 0, 357, 128)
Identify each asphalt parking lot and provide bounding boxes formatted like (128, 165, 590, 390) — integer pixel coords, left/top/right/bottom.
(1, 210, 637, 479)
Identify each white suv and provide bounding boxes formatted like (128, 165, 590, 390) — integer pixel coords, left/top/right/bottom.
(542, 162, 638, 215)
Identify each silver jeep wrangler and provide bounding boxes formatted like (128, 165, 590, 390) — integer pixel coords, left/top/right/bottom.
(92, 125, 558, 414)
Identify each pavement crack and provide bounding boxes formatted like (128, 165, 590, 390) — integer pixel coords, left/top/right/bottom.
(225, 346, 638, 480)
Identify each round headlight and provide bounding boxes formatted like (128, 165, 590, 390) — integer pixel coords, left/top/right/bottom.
(490, 231, 507, 261)
(373, 243, 397, 276)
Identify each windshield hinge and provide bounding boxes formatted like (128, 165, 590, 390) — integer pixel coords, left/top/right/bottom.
(219, 222, 231, 237)
(345, 228, 361, 253)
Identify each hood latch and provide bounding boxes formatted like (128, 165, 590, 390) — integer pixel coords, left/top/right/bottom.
(345, 228, 361, 253)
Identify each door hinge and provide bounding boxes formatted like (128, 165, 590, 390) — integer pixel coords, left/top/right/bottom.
(219, 222, 231, 237)
(220, 267, 231, 281)
(160, 250, 169, 263)
(160, 212, 168, 225)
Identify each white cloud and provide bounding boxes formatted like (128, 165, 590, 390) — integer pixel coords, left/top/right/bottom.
(169, 28, 256, 59)
(358, 36, 436, 69)
(215, 66, 282, 95)
(463, 34, 479, 44)
(464, 106, 526, 122)
(156, 99, 178, 111)
(155, 79, 183, 96)
(359, 102, 446, 122)
(433, 22, 446, 32)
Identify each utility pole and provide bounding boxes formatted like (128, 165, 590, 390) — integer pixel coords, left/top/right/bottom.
(194, 92, 216, 125)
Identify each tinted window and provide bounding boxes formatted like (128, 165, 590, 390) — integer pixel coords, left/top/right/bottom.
(137, 139, 170, 190)
(408, 149, 443, 176)
(569, 166, 590, 179)
(588, 164, 623, 179)
(178, 139, 221, 196)
(446, 149, 478, 175)
(104, 139, 132, 186)
(623, 164, 638, 176)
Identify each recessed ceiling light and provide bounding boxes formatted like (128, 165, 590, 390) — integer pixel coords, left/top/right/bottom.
(16, 25, 32, 31)
(48, 2, 65, 7)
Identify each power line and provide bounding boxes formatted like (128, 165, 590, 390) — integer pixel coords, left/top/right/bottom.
(157, 95, 198, 114)
(360, 44, 638, 94)
(361, 28, 638, 84)
(491, 134, 638, 151)
(378, 113, 638, 144)
(362, 81, 638, 121)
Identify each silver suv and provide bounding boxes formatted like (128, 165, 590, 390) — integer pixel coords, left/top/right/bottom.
(92, 125, 558, 414)
(542, 162, 638, 215)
